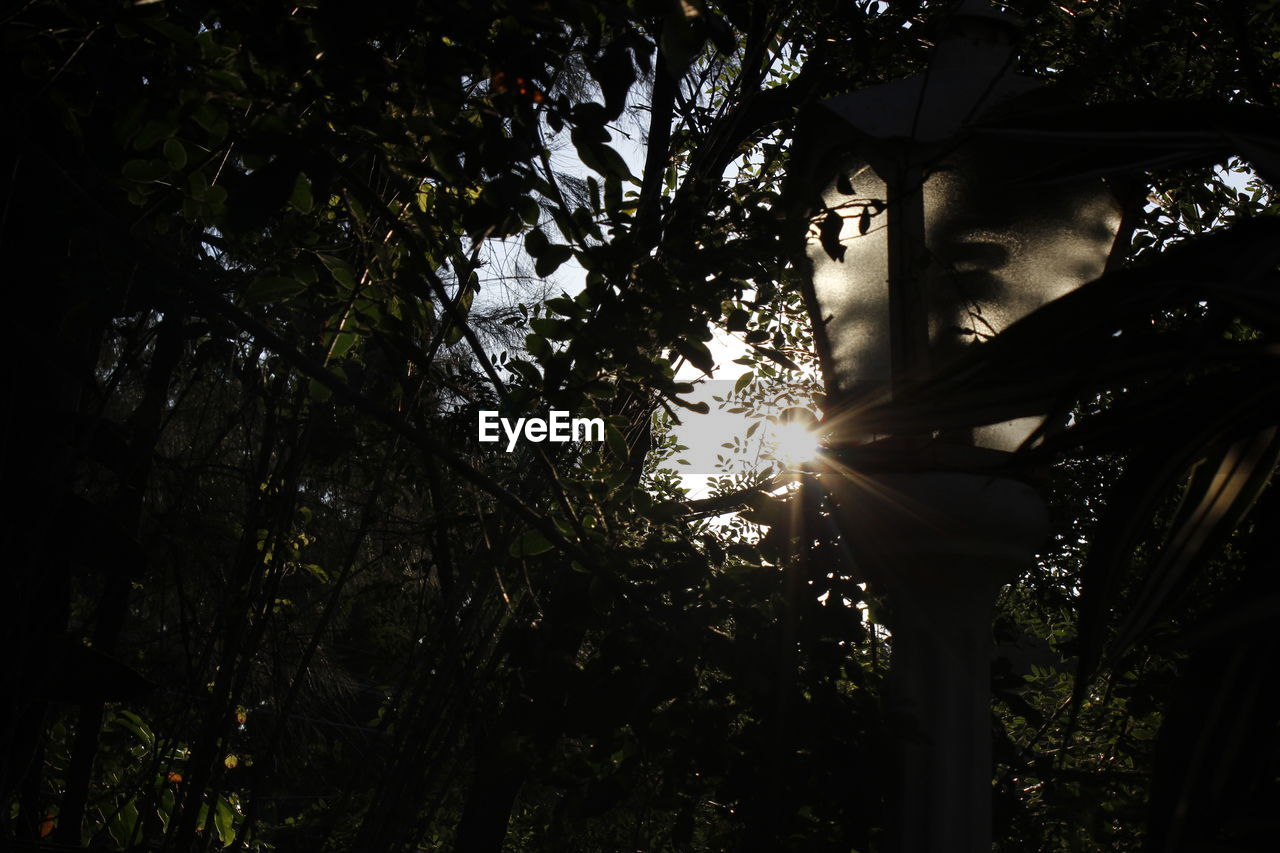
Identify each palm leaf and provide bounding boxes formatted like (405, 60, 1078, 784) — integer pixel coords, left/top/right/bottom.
(975, 101, 1280, 187)
(850, 219, 1280, 439)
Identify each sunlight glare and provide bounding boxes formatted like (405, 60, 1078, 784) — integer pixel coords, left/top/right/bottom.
(769, 419, 821, 467)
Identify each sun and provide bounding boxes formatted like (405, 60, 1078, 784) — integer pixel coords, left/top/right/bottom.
(769, 418, 822, 467)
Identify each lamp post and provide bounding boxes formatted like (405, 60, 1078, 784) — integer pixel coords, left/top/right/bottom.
(791, 2, 1121, 850)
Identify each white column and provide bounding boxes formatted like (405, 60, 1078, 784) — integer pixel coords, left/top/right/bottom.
(825, 472, 1048, 852)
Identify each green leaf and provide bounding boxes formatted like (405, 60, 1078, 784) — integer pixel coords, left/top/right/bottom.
(132, 117, 177, 150)
(507, 359, 542, 386)
(605, 424, 628, 458)
(673, 397, 710, 415)
(113, 709, 155, 748)
(753, 346, 799, 371)
(107, 797, 140, 848)
(290, 173, 314, 213)
(524, 227, 550, 256)
(546, 295, 578, 317)
(213, 797, 236, 847)
(308, 378, 333, 402)
(326, 331, 358, 360)
(163, 137, 187, 170)
(123, 159, 166, 182)
(243, 276, 307, 305)
(571, 127, 636, 181)
(529, 317, 572, 340)
(192, 102, 229, 143)
(509, 529, 555, 557)
(675, 338, 715, 373)
(302, 563, 330, 583)
(317, 254, 358, 290)
(518, 195, 540, 225)
(534, 245, 574, 278)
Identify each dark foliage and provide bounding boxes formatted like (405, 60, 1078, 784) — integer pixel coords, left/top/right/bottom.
(2, 1, 1278, 851)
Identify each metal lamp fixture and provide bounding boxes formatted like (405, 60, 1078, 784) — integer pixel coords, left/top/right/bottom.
(801, 1, 1121, 449)
(791, 2, 1121, 850)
